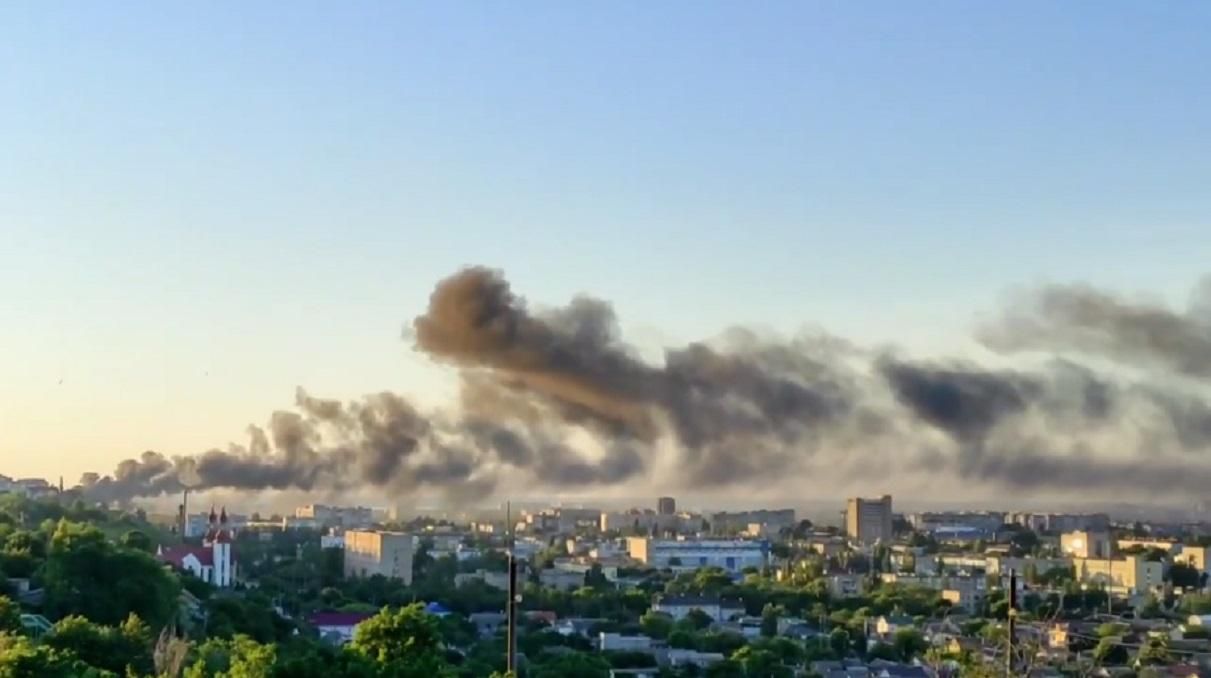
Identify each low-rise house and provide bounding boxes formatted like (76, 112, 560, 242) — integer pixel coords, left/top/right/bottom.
(826, 574, 868, 599)
(469, 612, 506, 638)
(455, 569, 511, 590)
(599, 632, 653, 652)
(658, 648, 725, 669)
(650, 595, 744, 622)
(309, 611, 374, 645)
(874, 614, 914, 638)
(554, 617, 606, 637)
(539, 568, 587, 591)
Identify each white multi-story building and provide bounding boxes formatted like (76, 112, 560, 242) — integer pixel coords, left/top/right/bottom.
(344, 530, 413, 584)
(627, 537, 768, 573)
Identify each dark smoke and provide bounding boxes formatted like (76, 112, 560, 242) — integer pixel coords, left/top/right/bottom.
(82, 267, 1211, 503)
(980, 279, 1211, 378)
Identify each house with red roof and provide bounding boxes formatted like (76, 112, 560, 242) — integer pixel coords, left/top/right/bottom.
(157, 506, 237, 587)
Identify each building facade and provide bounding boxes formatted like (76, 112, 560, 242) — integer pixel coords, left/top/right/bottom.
(1060, 530, 1112, 559)
(1074, 554, 1164, 595)
(846, 495, 893, 545)
(658, 497, 677, 516)
(627, 537, 768, 573)
(157, 507, 236, 588)
(343, 530, 413, 584)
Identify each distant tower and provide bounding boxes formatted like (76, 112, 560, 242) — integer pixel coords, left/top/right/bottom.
(657, 497, 676, 516)
(203, 506, 235, 587)
(846, 495, 893, 545)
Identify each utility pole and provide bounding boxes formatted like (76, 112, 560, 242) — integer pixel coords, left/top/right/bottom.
(505, 501, 518, 675)
(1006, 569, 1017, 678)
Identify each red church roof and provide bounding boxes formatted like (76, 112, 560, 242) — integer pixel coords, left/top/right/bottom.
(158, 545, 213, 567)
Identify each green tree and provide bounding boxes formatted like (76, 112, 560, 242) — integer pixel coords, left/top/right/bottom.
(349, 604, 454, 677)
(891, 628, 927, 662)
(120, 530, 154, 553)
(185, 635, 277, 678)
(704, 659, 744, 678)
(1093, 637, 1128, 665)
(0, 632, 111, 678)
(828, 627, 850, 658)
(529, 651, 610, 678)
(640, 611, 673, 640)
(1135, 635, 1170, 667)
(759, 603, 780, 638)
(731, 646, 791, 678)
(1180, 592, 1211, 614)
(667, 629, 697, 649)
(42, 613, 154, 675)
(684, 608, 714, 631)
(584, 564, 610, 590)
(42, 520, 180, 627)
(0, 595, 22, 635)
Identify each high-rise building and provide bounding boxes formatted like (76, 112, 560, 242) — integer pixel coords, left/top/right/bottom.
(344, 530, 414, 584)
(657, 496, 677, 515)
(846, 495, 893, 545)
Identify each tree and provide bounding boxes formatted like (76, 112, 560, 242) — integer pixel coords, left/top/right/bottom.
(1135, 635, 1170, 667)
(731, 646, 792, 678)
(185, 635, 277, 678)
(867, 643, 900, 661)
(891, 628, 927, 662)
(828, 628, 850, 658)
(1093, 637, 1128, 665)
(0, 595, 21, 635)
(42, 613, 154, 675)
(42, 520, 180, 627)
(0, 633, 107, 677)
(667, 629, 697, 649)
(349, 604, 455, 677)
(120, 530, 154, 553)
(529, 651, 610, 678)
(684, 608, 714, 631)
(1169, 563, 1206, 589)
(640, 611, 673, 640)
(584, 564, 610, 589)
(1181, 591, 1211, 614)
(759, 603, 781, 638)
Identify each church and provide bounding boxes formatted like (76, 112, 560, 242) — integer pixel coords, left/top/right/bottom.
(157, 506, 237, 587)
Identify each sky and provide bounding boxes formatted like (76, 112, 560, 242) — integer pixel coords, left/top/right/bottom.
(2, 2, 1210, 487)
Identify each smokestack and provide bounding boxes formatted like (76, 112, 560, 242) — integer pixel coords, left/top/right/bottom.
(180, 488, 190, 542)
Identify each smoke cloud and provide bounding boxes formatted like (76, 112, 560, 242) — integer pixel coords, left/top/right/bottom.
(979, 279, 1211, 378)
(81, 267, 1211, 504)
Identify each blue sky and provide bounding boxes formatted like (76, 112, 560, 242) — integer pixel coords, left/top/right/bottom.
(2, 2, 1210, 479)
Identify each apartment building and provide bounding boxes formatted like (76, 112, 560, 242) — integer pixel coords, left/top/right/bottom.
(627, 537, 768, 573)
(1073, 554, 1164, 596)
(1061, 530, 1112, 559)
(846, 495, 893, 545)
(343, 530, 413, 584)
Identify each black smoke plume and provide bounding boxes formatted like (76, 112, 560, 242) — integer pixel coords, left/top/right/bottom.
(81, 267, 1211, 503)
